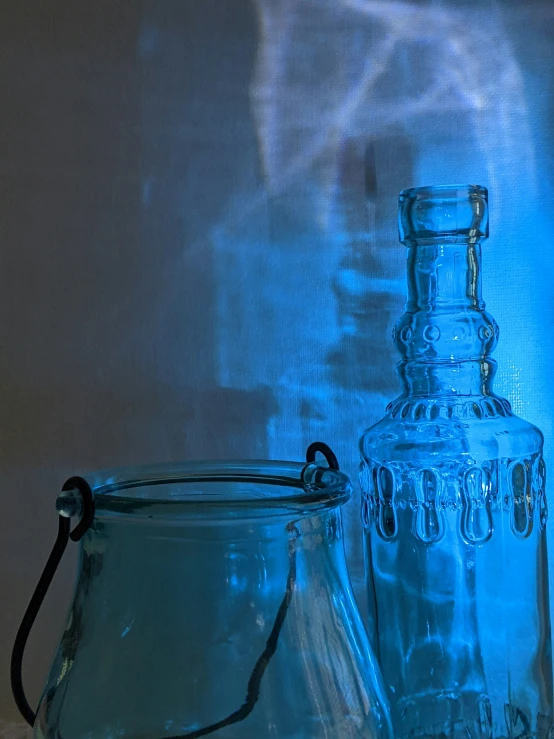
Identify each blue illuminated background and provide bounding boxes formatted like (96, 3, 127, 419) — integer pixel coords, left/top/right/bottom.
(1, 0, 554, 732)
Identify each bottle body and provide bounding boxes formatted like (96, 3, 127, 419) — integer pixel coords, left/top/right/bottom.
(360, 185, 553, 738)
(361, 401, 552, 738)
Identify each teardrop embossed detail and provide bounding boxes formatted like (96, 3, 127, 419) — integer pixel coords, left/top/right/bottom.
(483, 400, 495, 418)
(536, 456, 548, 531)
(493, 399, 505, 416)
(360, 454, 544, 544)
(429, 405, 440, 421)
(460, 467, 493, 544)
(509, 460, 534, 538)
(376, 465, 397, 540)
(361, 496, 373, 530)
(359, 461, 375, 530)
(414, 403, 427, 420)
(412, 468, 444, 544)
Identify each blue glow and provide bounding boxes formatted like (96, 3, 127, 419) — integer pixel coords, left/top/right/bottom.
(199, 1, 554, 609)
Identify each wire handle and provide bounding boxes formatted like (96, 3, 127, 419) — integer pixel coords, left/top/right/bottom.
(10, 476, 95, 727)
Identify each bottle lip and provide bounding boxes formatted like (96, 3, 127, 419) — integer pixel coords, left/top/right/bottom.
(77, 459, 352, 521)
(398, 184, 489, 246)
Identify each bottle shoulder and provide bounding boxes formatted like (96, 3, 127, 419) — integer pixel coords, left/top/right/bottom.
(360, 395, 543, 464)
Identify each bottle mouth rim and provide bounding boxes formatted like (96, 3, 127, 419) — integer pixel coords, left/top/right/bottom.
(79, 459, 352, 520)
(399, 184, 488, 201)
(398, 184, 489, 246)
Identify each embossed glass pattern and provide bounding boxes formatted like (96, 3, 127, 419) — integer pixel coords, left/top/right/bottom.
(360, 185, 552, 739)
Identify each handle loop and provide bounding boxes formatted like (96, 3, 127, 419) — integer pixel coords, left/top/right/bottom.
(10, 476, 94, 727)
(305, 440, 340, 470)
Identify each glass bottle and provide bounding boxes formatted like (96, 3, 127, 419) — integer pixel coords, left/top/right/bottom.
(359, 185, 552, 739)
(30, 459, 392, 739)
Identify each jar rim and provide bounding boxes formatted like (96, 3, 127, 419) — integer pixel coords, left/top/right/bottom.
(81, 459, 352, 519)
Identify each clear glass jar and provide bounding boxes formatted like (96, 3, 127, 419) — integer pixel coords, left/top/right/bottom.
(360, 186, 553, 739)
(33, 459, 392, 738)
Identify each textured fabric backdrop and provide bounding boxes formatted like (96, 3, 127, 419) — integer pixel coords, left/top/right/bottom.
(1, 0, 554, 732)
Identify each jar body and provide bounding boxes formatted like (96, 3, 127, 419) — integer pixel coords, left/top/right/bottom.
(34, 461, 392, 739)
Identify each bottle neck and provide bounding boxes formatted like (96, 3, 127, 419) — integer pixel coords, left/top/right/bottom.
(394, 241, 498, 397)
(406, 242, 484, 311)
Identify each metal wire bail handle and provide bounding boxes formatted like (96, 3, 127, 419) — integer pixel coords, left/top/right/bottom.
(10, 476, 95, 727)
